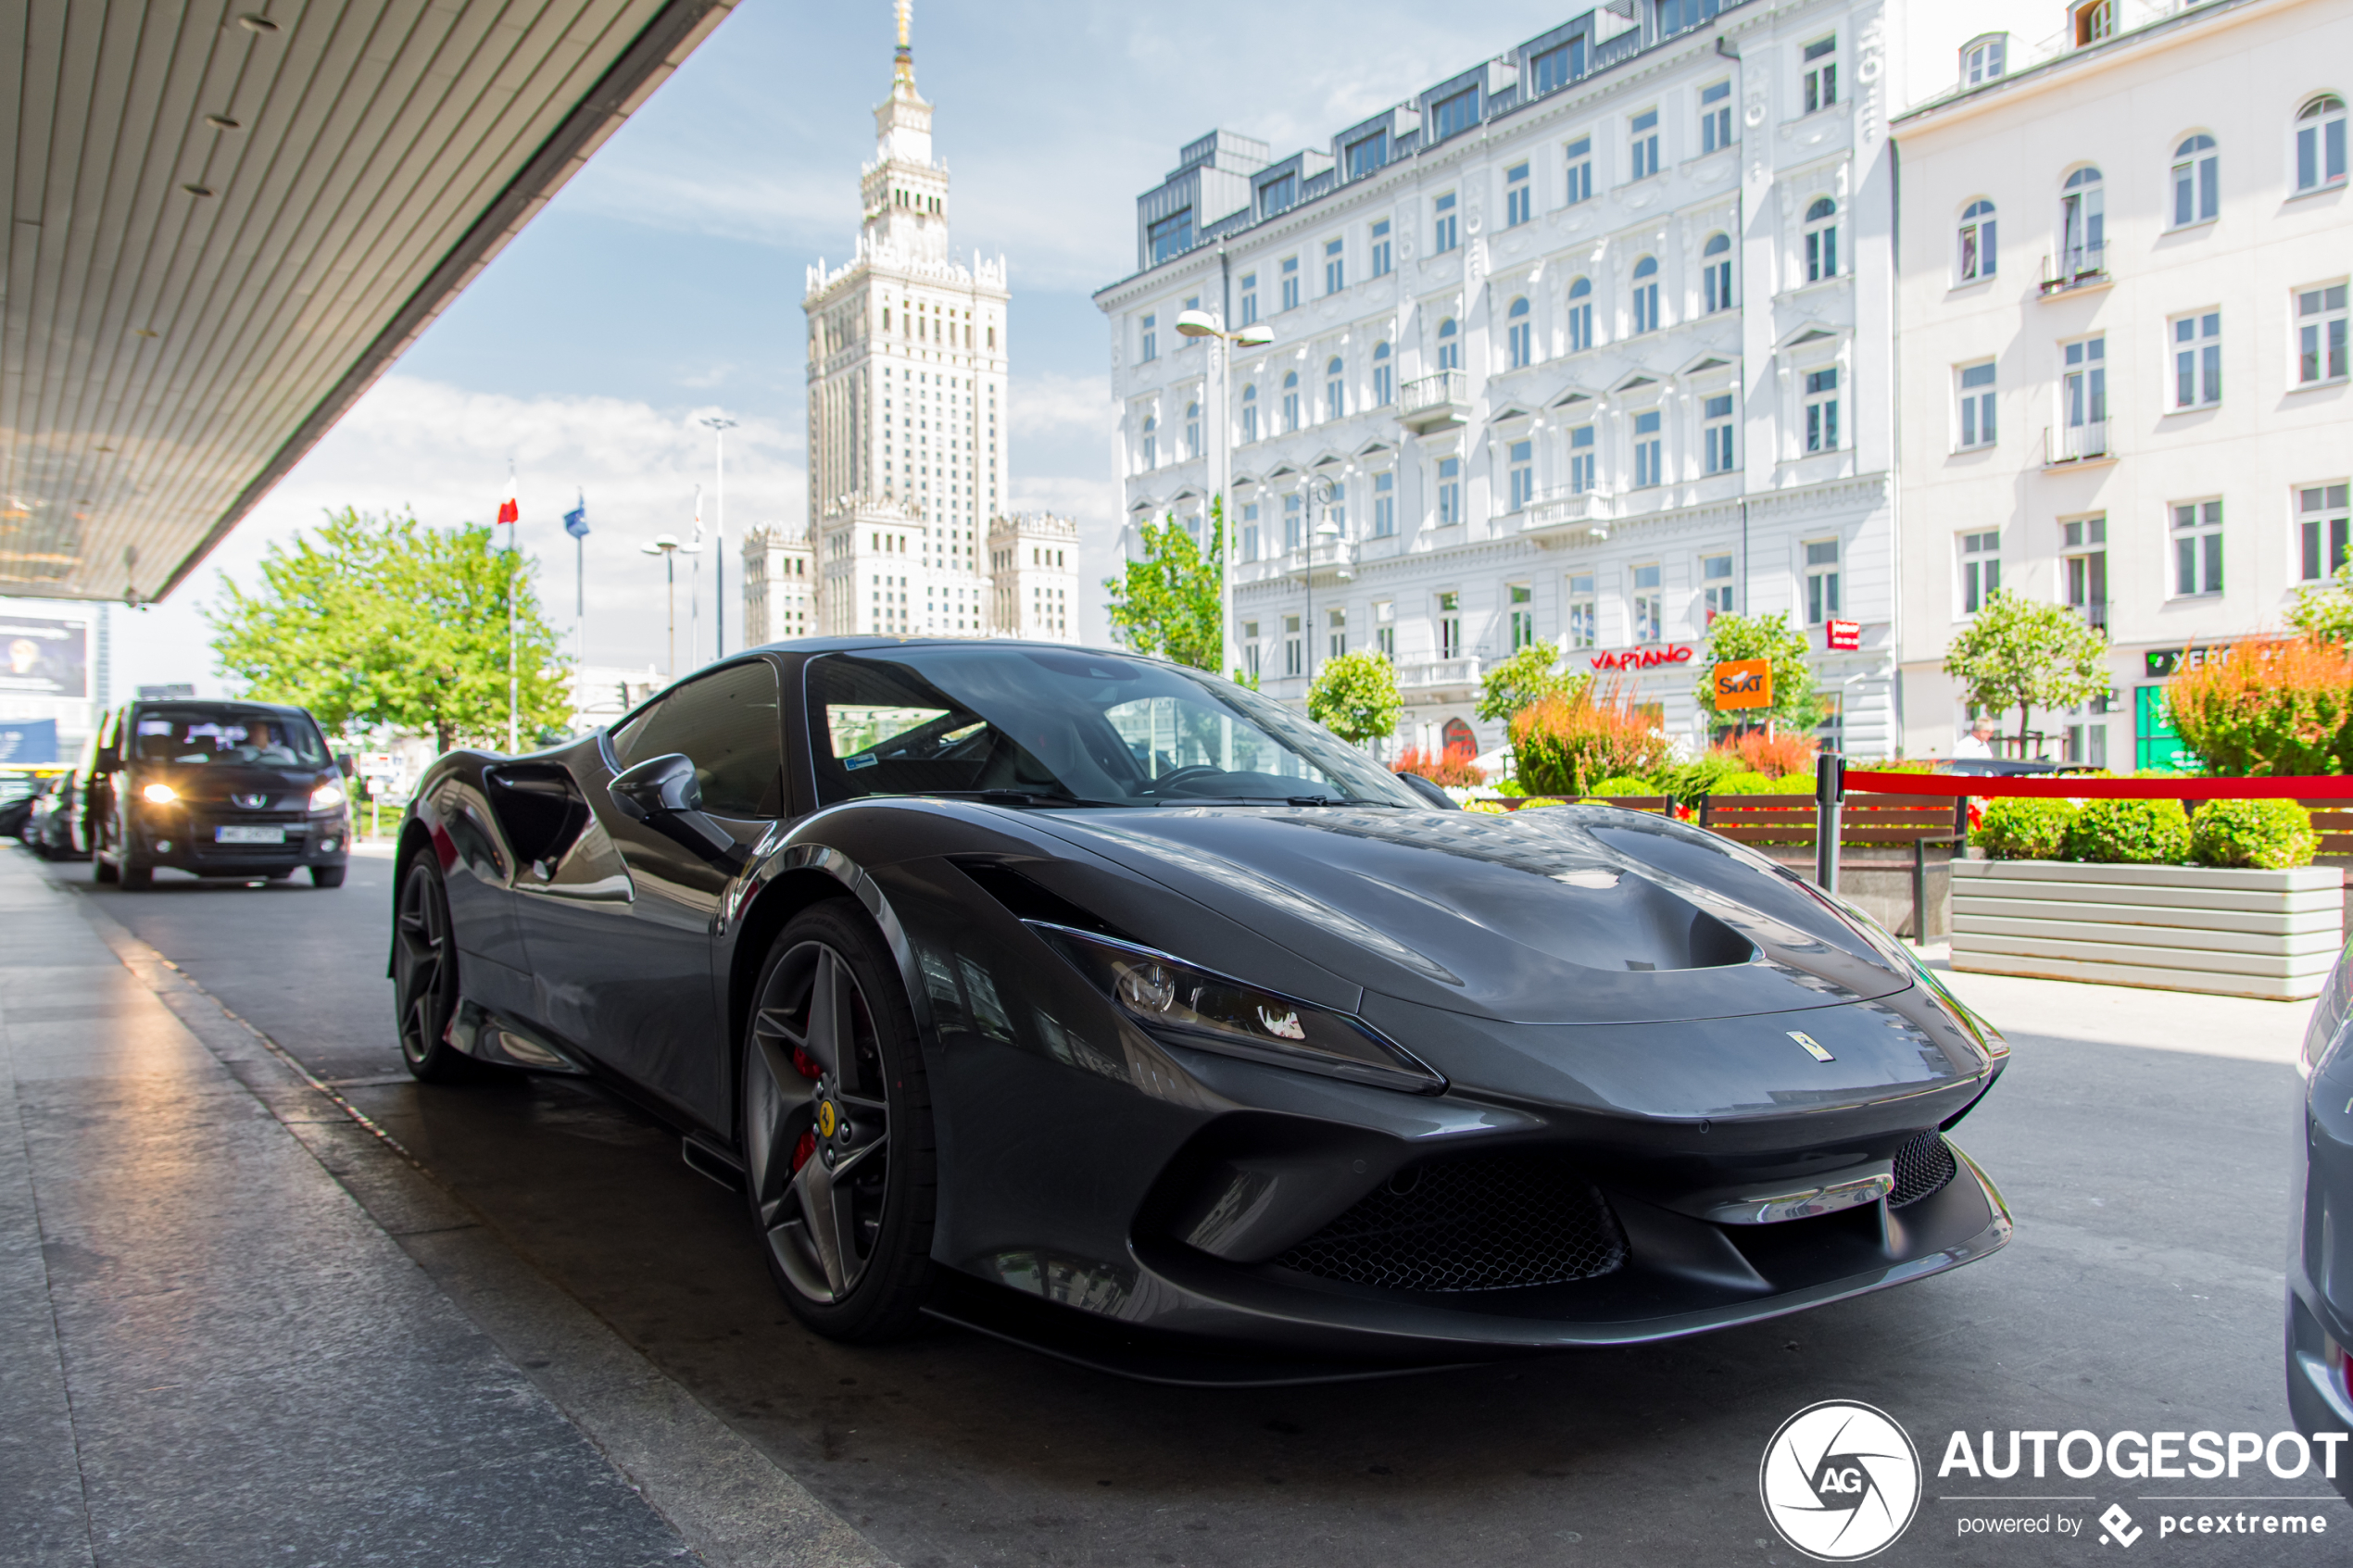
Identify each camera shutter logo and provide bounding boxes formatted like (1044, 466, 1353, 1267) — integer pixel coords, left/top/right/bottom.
(1759, 1400, 1921, 1561)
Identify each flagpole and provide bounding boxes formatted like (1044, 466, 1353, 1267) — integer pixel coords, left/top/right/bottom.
(701, 416, 737, 657)
(506, 463, 519, 753)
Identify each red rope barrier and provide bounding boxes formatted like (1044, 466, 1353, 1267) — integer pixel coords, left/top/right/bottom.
(1843, 770, 2353, 799)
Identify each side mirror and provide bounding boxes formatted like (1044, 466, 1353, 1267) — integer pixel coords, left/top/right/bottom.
(336, 752, 357, 778)
(609, 752, 702, 822)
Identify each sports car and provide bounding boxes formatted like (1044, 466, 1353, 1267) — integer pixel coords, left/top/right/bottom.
(2289, 925, 2353, 1495)
(394, 638, 2012, 1378)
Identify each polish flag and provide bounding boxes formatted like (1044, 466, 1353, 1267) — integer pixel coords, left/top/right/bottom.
(496, 489, 520, 526)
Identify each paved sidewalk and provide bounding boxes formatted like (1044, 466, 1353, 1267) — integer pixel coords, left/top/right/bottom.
(0, 850, 880, 1567)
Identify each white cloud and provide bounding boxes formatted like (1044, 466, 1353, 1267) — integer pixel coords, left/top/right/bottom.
(1010, 372, 1112, 441)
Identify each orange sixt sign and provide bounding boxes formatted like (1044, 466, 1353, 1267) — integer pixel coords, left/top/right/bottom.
(1712, 659, 1774, 709)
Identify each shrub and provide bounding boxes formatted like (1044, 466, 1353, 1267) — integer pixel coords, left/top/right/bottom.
(1661, 751, 1745, 806)
(1716, 730, 1819, 779)
(1492, 777, 1528, 797)
(2190, 798, 2319, 869)
(2166, 636, 2353, 776)
(1709, 771, 1781, 796)
(1590, 775, 1657, 797)
(1394, 747, 1484, 789)
(1461, 799, 1511, 815)
(1510, 681, 1670, 797)
(1513, 797, 1564, 810)
(2064, 797, 2191, 864)
(1974, 797, 2077, 860)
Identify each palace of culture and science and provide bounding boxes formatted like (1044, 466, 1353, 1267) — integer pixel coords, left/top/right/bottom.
(761, 6, 1076, 646)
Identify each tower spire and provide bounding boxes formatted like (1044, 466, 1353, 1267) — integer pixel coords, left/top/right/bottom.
(893, 0, 913, 86)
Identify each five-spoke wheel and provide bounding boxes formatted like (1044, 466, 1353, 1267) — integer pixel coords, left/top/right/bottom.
(394, 858, 475, 1082)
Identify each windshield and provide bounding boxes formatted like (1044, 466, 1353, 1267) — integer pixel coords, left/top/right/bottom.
(806, 647, 1421, 809)
(132, 707, 329, 768)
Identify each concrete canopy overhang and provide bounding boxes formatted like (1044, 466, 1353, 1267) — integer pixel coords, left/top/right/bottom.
(2, 0, 732, 604)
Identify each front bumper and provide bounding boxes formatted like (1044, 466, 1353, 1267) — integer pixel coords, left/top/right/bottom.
(136, 812, 350, 872)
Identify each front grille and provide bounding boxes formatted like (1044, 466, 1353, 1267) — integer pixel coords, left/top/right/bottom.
(1272, 1152, 1627, 1293)
(1889, 1131, 1957, 1210)
(195, 809, 306, 825)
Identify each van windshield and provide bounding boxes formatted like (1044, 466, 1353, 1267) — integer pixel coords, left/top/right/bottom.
(132, 708, 328, 768)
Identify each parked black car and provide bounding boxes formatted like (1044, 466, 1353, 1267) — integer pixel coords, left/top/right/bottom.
(2, 774, 60, 842)
(394, 639, 2011, 1376)
(82, 699, 352, 888)
(2289, 929, 2353, 1498)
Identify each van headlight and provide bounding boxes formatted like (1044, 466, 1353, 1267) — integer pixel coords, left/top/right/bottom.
(141, 782, 179, 805)
(309, 782, 346, 811)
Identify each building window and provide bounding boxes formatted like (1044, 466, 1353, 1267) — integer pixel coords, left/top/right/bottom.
(1434, 192, 1459, 253)
(1280, 256, 1300, 311)
(1804, 198, 1838, 282)
(1149, 209, 1193, 264)
(1957, 361, 1996, 448)
(1327, 607, 1347, 659)
(1374, 599, 1396, 659)
(1959, 530, 2001, 614)
(2064, 336, 2107, 453)
(1438, 592, 1462, 659)
(1632, 564, 1664, 644)
(1702, 552, 1735, 622)
(1805, 539, 1841, 625)
(1430, 87, 1478, 143)
(1963, 34, 2006, 84)
(1630, 107, 1660, 180)
(1373, 471, 1396, 537)
(1364, 343, 1390, 408)
(1805, 367, 1840, 453)
(1703, 394, 1735, 473)
(2171, 311, 2221, 408)
(1701, 80, 1732, 153)
(1437, 317, 1460, 371)
(1370, 219, 1391, 278)
(1568, 425, 1596, 492)
(2298, 483, 2351, 582)
(1504, 161, 1531, 227)
(1239, 273, 1258, 326)
(1507, 439, 1534, 509)
(2298, 282, 2348, 383)
(1243, 621, 1261, 678)
(1505, 583, 1536, 650)
(1567, 277, 1595, 352)
(2060, 166, 2105, 277)
(1139, 313, 1157, 361)
(2298, 95, 2347, 193)
(1260, 172, 1297, 217)
(1506, 297, 1532, 369)
(1559, 137, 1596, 212)
(1567, 572, 1598, 648)
(2062, 517, 2108, 627)
(1958, 199, 1997, 281)
(1282, 370, 1300, 433)
(1632, 409, 1664, 487)
(1324, 358, 1346, 421)
(1436, 457, 1462, 525)
(2173, 499, 2223, 596)
(1345, 131, 1388, 182)
(1241, 502, 1261, 562)
(1803, 36, 1838, 113)
(1140, 414, 1157, 469)
(1185, 401, 1202, 458)
(1314, 238, 1342, 297)
(1241, 383, 1259, 443)
(1532, 37, 1587, 94)
(1282, 493, 1302, 552)
(1631, 257, 1661, 333)
(1703, 233, 1733, 313)
(1284, 614, 1302, 677)
(2171, 134, 2219, 227)
(2072, 1, 2114, 46)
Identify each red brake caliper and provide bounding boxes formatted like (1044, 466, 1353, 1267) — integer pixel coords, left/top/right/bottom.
(789, 1044, 822, 1173)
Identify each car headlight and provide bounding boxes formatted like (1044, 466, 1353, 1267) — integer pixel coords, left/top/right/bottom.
(309, 782, 346, 811)
(141, 782, 178, 805)
(1031, 922, 1444, 1094)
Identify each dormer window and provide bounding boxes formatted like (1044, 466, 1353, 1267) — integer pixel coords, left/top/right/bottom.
(2072, 1, 2115, 46)
(1962, 34, 2006, 85)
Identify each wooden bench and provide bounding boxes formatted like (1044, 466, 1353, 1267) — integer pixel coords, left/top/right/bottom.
(1699, 792, 1969, 940)
(1500, 794, 1678, 817)
(2299, 798, 2353, 862)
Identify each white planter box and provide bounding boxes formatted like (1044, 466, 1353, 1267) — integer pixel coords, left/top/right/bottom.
(1951, 860, 2346, 1001)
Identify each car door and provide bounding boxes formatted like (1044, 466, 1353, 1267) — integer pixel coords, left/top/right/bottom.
(523, 658, 786, 1126)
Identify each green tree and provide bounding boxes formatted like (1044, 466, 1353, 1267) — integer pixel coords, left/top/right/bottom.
(1942, 589, 2110, 756)
(1476, 644, 1587, 726)
(1692, 611, 1824, 734)
(1104, 500, 1224, 672)
(1306, 650, 1403, 746)
(208, 507, 572, 753)
(2288, 562, 2353, 646)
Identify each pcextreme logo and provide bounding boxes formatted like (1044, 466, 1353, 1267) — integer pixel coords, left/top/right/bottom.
(1760, 1400, 1924, 1561)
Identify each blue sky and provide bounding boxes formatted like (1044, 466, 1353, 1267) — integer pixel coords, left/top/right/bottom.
(109, 0, 1579, 699)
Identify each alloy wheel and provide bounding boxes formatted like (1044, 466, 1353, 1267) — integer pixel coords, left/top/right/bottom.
(393, 862, 457, 1070)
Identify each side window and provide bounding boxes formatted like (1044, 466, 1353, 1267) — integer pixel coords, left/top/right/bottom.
(617, 660, 785, 818)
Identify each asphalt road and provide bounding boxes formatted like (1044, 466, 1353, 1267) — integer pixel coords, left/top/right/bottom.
(29, 846, 2347, 1566)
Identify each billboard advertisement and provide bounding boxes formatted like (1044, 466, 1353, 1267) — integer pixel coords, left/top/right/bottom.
(0, 613, 89, 698)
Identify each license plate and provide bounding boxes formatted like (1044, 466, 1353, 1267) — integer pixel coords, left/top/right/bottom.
(215, 825, 285, 845)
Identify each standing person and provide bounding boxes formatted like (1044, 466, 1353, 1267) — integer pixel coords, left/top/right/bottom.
(1953, 716, 1998, 759)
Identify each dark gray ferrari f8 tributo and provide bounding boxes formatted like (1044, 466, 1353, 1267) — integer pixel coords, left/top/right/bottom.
(393, 639, 2010, 1380)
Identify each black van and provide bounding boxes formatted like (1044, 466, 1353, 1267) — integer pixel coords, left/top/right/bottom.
(82, 699, 352, 889)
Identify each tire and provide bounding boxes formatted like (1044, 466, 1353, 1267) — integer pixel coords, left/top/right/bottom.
(310, 865, 346, 888)
(94, 852, 119, 884)
(739, 900, 937, 1343)
(119, 859, 152, 890)
(393, 858, 481, 1083)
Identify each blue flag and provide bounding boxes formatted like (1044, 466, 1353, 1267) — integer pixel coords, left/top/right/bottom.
(562, 493, 589, 539)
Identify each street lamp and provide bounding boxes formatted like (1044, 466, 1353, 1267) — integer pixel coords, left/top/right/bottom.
(1174, 306, 1274, 681)
(1298, 472, 1340, 684)
(640, 533, 699, 680)
(700, 416, 737, 655)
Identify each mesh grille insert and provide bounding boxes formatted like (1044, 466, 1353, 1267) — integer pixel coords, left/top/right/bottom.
(1889, 1131, 1957, 1210)
(1272, 1152, 1626, 1293)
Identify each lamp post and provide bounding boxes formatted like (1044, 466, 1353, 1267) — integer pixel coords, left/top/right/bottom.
(1173, 307, 1274, 681)
(701, 416, 736, 656)
(640, 533, 690, 680)
(1299, 472, 1340, 684)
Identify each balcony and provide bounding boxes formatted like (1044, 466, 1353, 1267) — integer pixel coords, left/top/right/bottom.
(1515, 488, 1611, 541)
(1397, 657, 1482, 693)
(2039, 242, 2108, 296)
(2067, 597, 2111, 630)
(1398, 370, 1470, 433)
(2043, 420, 2112, 467)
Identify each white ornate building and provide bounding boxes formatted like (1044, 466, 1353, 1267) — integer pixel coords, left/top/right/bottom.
(1095, 0, 1901, 759)
(739, 524, 815, 646)
(987, 512, 1080, 637)
(800, 8, 1010, 638)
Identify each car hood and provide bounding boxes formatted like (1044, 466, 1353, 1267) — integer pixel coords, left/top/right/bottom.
(1026, 805, 1913, 1026)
